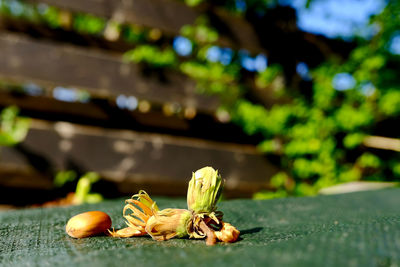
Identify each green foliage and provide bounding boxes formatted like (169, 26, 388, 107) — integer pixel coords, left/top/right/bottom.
(175, 0, 400, 200)
(74, 172, 103, 204)
(181, 17, 219, 44)
(72, 13, 106, 35)
(180, 61, 241, 103)
(39, 6, 61, 28)
(392, 162, 400, 178)
(0, 0, 148, 45)
(54, 170, 77, 187)
(357, 153, 381, 169)
(124, 45, 177, 68)
(184, 0, 204, 7)
(121, 25, 147, 43)
(233, 100, 270, 136)
(253, 189, 287, 200)
(378, 90, 400, 116)
(334, 103, 374, 131)
(248, 1, 400, 198)
(0, 0, 37, 20)
(178, 1, 400, 199)
(337, 166, 362, 183)
(255, 65, 283, 89)
(0, 106, 30, 146)
(343, 133, 365, 149)
(181, 61, 235, 82)
(54, 171, 103, 204)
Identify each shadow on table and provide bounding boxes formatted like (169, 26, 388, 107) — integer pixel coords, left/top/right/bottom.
(239, 227, 263, 236)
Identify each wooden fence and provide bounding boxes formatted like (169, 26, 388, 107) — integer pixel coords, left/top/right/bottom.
(0, 0, 288, 201)
(0, 120, 277, 199)
(26, 0, 264, 53)
(0, 33, 218, 112)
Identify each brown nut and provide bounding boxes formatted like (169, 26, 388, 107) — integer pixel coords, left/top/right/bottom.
(66, 211, 112, 238)
(215, 222, 240, 243)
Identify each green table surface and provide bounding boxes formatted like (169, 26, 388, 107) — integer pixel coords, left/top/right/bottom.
(1, 188, 400, 267)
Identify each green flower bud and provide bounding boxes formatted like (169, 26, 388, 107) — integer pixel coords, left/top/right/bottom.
(187, 166, 224, 214)
(145, 209, 192, 241)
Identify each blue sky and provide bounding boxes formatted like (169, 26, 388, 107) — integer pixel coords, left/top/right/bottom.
(173, 0, 393, 73)
(282, 0, 386, 39)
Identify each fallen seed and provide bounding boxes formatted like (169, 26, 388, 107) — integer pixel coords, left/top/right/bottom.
(66, 211, 111, 238)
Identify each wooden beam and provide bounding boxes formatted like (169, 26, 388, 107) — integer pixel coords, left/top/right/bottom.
(363, 136, 400, 152)
(0, 90, 110, 121)
(318, 181, 399, 195)
(25, 0, 263, 53)
(0, 90, 259, 143)
(0, 32, 219, 113)
(0, 119, 278, 197)
(0, 90, 192, 131)
(0, 15, 136, 53)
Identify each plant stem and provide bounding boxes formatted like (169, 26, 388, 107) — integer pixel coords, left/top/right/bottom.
(199, 220, 216, 246)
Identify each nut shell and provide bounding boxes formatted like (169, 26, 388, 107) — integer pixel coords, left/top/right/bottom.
(215, 222, 240, 243)
(66, 211, 112, 238)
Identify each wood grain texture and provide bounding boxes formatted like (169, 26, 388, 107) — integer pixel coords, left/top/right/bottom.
(26, 0, 263, 52)
(0, 90, 259, 143)
(0, 90, 192, 131)
(0, 33, 219, 113)
(0, 120, 278, 197)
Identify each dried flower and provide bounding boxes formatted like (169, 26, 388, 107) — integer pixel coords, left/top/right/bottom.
(189, 211, 223, 238)
(145, 208, 192, 241)
(109, 190, 158, 237)
(215, 222, 240, 243)
(187, 166, 224, 214)
(107, 167, 240, 246)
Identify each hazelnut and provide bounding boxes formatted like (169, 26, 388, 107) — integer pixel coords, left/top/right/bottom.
(66, 211, 112, 238)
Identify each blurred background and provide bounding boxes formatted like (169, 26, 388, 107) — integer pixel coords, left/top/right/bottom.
(0, 0, 399, 208)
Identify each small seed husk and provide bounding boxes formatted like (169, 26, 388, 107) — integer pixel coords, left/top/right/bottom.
(66, 211, 112, 238)
(215, 222, 240, 243)
(187, 166, 223, 214)
(145, 208, 192, 241)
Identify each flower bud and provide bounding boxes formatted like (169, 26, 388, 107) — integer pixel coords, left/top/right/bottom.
(145, 209, 192, 241)
(187, 166, 223, 214)
(215, 222, 240, 243)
